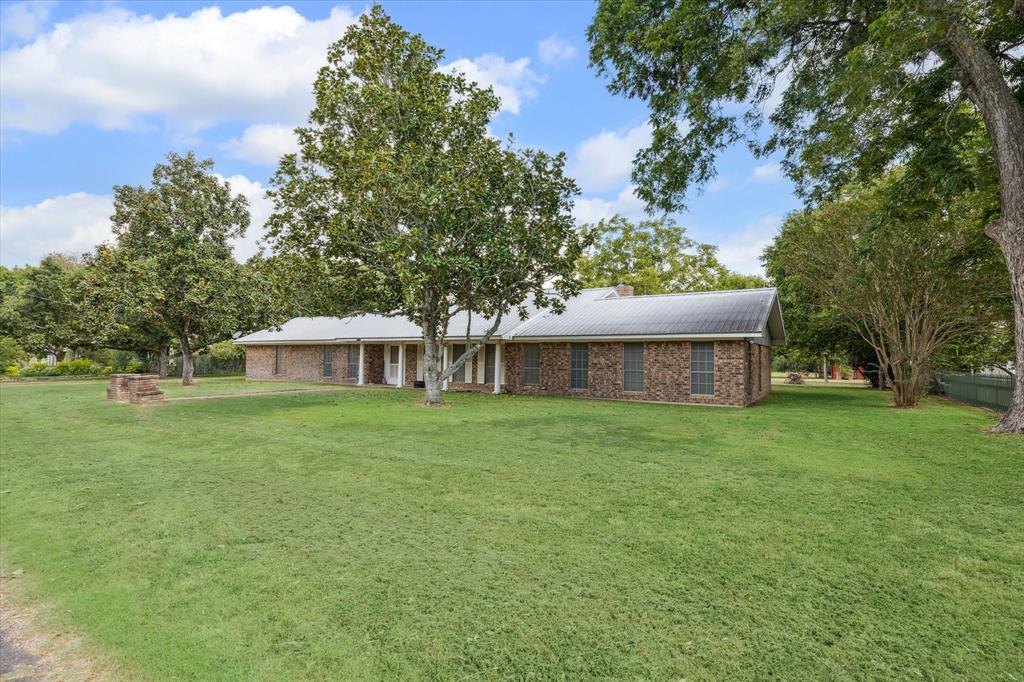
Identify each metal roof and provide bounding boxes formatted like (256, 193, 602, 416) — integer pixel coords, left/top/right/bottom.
(508, 288, 783, 341)
(235, 287, 785, 346)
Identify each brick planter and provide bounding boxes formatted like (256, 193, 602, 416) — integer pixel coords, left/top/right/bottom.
(107, 374, 164, 404)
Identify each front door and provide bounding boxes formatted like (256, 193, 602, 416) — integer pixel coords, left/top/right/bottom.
(387, 345, 401, 385)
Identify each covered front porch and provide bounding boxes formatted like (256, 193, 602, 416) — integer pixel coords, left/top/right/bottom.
(351, 340, 504, 394)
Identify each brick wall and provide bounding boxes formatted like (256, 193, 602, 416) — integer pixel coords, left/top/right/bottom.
(363, 345, 385, 385)
(503, 340, 767, 406)
(244, 340, 773, 406)
(245, 344, 361, 383)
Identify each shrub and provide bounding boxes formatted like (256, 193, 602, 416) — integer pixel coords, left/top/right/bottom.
(23, 359, 109, 377)
(3, 365, 20, 378)
(0, 337, 28, 368)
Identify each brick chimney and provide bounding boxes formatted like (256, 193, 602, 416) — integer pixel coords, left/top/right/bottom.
(613, 282, 634, 297)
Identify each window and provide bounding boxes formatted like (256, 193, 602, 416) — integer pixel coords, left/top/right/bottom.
(323, 346, 333, 377)
(570, 343, 589, 389)
(623, 343, 644, 392)
(690, 342, 715, 395)
(451, 344, 466, 382)
(484, 345, 496, 383)
(347, 345, 360, 378)
(522, 344, 540, 385)
(275, 346, 284, 375)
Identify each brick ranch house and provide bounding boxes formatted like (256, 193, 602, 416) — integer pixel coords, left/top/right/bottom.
(234, 285, 786, 407)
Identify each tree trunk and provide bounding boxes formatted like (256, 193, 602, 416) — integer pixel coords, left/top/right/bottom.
(158, 345, 169, 378)
(180, 336, 196, 386)
(992, 230, 1024, 432)
(54, 349, 65, 363)
(422, 333, 444, 405)
(944, 22, 1024, 433)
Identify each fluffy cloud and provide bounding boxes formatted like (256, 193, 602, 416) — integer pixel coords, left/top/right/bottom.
(569, 123, 652, 193)
(1, 1, 54, 43)
(750, 162, 784, 182)
(223, 123, 299, 166)
(215, 173, 275, 261)
(537, 35, 576, 64)
(572, 185, 647, 225)
(0, 192, 114, 266)
(442, 54, 542, 115)
(715, 215, 781, 275)
(0, 174, 272, 266)
(0, 5, 358, 133)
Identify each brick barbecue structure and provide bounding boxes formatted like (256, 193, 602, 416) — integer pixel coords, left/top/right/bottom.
(106, 374, 165, 404)
(236, 286, 785, 407)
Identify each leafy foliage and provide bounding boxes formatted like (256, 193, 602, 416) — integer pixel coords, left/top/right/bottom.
(0, 254, 87, 360)
(768, 171, 1010, 406)
(588, 0, 1022, 210)
(576, 215, 764, 294)
(109, 152, 278, 384)
(267, 7, 589, 402)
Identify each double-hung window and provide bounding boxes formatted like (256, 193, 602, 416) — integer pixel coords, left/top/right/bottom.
(347, 345, 360, 378)
(690, 342, 715, 395)
(570, 343, 589, 389)
(522, 344, 540, 386)
(274, 346, 284, 375)
(623, 343, 644, 392)
(451, 344, 467, 382)
(484, 345, 496, 383)
(323, 346, 333, 377)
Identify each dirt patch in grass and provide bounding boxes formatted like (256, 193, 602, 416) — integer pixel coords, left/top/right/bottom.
(1, 578, 113, 681)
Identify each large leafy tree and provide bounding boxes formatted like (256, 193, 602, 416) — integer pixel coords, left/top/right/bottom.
(82, 245, 174, 376)
(768, 173, 1009, 407)
(589, 1, 1024, 430)
(0, 254, 87, 361)
(267, 7, 588, 405)
(110, 152, 275, 385)
(577, 215, 760, 293)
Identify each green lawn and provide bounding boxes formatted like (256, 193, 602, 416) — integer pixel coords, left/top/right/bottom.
(0, 381, 1021, 680)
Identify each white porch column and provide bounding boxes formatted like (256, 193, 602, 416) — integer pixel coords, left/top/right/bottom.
(442, 344, 450, 390)
(357, 343, 365, 385)
(398, 343, 406, 387)
(493, 343, 502, 394)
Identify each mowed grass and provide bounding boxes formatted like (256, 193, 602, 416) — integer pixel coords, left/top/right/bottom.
(0, 380, 1021, 680)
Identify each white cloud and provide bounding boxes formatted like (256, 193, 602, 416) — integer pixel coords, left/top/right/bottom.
(215, 173, 274, 261)
(223, 123, 299, 166)
(0, 5, 358, 133)
(0, 192, 114, 266)
(750, 162, 784, 183)
(537, 35, 576, 64)
(0, 1, 54, 43)
(442, 54, 541, 115)
(569, 122, 652, 193)
(572, 184, 647, 225)
(716, 216, 781, 275)
(0, 174, 271, 266)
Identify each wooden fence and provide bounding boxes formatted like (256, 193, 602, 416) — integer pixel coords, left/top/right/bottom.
(937, 373, 1014, 412)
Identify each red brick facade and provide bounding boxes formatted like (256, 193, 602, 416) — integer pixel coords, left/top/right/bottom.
(245, 344, 363, 383)
(502, 340, 770, 407)
(244, 339, 772, 406)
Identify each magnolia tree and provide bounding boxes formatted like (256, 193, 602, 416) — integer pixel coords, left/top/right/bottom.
(110, 152, 275, 385)
(267, 7, 589, 405)
(589, 0, 1024, 430)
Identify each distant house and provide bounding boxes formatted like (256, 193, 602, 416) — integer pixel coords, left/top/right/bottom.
(234, 285, 786, 407)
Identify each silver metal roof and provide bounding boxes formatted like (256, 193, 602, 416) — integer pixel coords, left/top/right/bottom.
(235, 287, 785, 346)
(508, 288, 784, 341)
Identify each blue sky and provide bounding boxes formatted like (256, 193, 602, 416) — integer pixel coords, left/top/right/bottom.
(0, 0, 799, 273)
